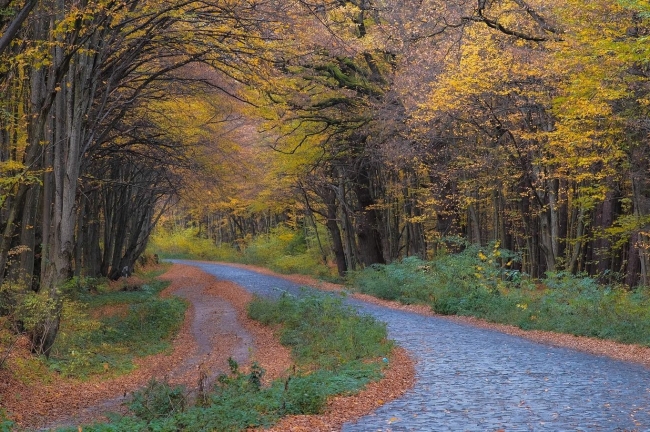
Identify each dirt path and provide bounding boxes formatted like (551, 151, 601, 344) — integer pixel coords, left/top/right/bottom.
(1, 265, 291, 430)
(0, 264, 414, 431)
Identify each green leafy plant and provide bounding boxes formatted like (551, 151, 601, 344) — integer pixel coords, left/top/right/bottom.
(0, 408, 14, 432)
(247, 291, 392, 369)
(351, 245, 650, 347)
(126, 378, 186, 422)
(59, 290, 391, 432)
(48, 275, 186, 378)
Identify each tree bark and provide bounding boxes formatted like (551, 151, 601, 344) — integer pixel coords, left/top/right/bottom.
(354, 166, 385, 266)
(323, 187, 347, 276)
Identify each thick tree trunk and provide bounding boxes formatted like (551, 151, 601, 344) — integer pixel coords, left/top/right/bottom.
(405, 187, 426, 259)
(322, 188, 347, 276)
(538, 179, 559, 273)
(107, 188, 130, 280)
(354, 171, 385, 266)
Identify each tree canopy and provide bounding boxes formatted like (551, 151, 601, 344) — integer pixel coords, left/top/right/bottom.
(1, 0, 650, 352)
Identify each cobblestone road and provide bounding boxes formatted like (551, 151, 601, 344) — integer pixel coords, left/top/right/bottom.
(179, 261, 650, 431)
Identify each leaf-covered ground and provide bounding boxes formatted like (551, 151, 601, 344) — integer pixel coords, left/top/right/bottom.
(0, 265, 415, 430)
(5, 262, 650, 430)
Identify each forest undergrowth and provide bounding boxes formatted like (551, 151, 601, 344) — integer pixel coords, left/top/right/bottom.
(0, 264, 187, 429)
(149, 226, 339, 281)
(0, 264, 185, 381)
(350, 244, 650, 347)
(51, 267, 186, 379)
(151, 228, 650, 348)
(1, 259, 394, 431)
(55, 292, 393, 431)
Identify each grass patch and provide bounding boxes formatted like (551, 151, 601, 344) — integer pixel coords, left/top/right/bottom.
(58, 292, 392, 431)
(247, 292, 392, 369)
(350, 243, 650, 347)
(49, 269, 186, 379)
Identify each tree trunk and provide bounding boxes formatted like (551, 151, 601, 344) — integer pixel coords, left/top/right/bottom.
(593, 188, 616, 279)
(354, 170, 385, 266)
(81, 190, 103, 277)
(539, 179, 558, 273)
(468, 201, 481, 246)
(323, 188, 347, 276)
(18, 185, 40, 288)
(631, 172, 650, 287)
(568, 206, 587, 275)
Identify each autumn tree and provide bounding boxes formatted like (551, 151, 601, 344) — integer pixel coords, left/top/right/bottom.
(0, 0, 303, 354)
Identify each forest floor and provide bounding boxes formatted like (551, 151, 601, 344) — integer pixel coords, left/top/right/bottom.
(3, 262, 650, 430)
(0, 264, 415, 431)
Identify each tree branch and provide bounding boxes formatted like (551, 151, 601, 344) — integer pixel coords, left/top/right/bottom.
(0, 0, 39, 56)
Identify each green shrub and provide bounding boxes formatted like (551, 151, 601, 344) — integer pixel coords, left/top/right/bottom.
(149, 225, 339, 281)
(350, 244, 650, 347)
(127, 378, 186, 422)
(0, 408, 14, 432)
(49, 278, 186, 378)
(283, 362, 380, 415)
(247, 292, 392, 369)
(148, 227, 240, 261)
(349, 245, 500, 308)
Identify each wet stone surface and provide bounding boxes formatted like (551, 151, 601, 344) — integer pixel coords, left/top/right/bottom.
(177, 260, 650, 432)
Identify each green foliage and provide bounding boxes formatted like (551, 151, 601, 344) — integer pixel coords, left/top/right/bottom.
(49, 278, 186, 378)
(126, 378, 186, 422)
(281, 362, 380, 415)
(619, 0, 650, 17)
(0, 409, 14, 432)
(351, 247, 650, 346)
(0, 277, 58, 337)
(148, 227, 240, 261)
(0, 277, 63, 357)
(247, 292, 392, 369)
(150, 225, 338, 280)
(60, 294, 387, 432)
(350, 242, 519, 308)
(247, 361, 264, 391)
(238, 227, 334, 279)
(81, 279, 168, 308)
(238, 226, 305, 262)
(0, 278, 27, 318)
(92, 299, 186, 356)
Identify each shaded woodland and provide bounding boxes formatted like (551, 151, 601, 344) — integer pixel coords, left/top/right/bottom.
(2, 0, 650, 353)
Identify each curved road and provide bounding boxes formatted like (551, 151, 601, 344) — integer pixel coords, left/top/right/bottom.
(176, 260, 650, 431)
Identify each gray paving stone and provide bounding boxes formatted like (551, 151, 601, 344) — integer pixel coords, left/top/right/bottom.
(175, 260, 650, 432)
